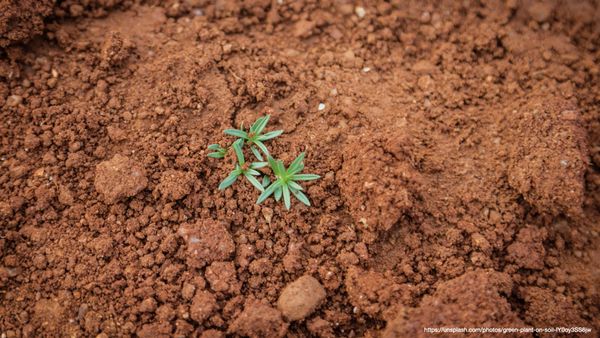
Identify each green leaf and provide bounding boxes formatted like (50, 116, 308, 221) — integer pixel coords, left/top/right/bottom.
(254, 140, 270, 157)
(267, 156, 280, 176)
(252, 115, 270, 135)
(250, 145, 264, 161)
(262, 176, 271, 187)
(250, 162, 268, 169)
(274, 186, 282, 201)
(288, 152, 305, 174)
(208, 144, 222, 151)
(232, 140, 245, 165)
(218, 172, 239, 190)
(292, 174, 320, 181)
(224, 129, 248, 139)
(257, 180, 282, 204)
(275, 160, 286, 178)
(208, 152, 225, 158)
(246, 168, 261, 176)
(258, 130, 283, 141)
(288, 181, 304, 191)
(245, 173, 265, 191)
(282, 184, 291, 210)
(249, 116, 264, 133)
(291, 188, 311, 206)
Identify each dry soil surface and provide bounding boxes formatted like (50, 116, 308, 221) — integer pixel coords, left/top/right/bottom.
(1, 0, 599, 337)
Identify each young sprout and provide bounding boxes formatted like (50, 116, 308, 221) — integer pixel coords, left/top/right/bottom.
(218, 140, 268, 191)
(257, 153, 320, 210)
(207, 144, 227, 158)
(224, 115, 283, 160)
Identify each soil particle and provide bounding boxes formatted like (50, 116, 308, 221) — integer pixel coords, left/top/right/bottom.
(345, 267, 413, 317)
(506, 226, 547, 270)
(177, 220, 235, 268)
(190, 290, 217, 324)
(277, 275, 326, 321)
(205, 261, 241, 295)
(383, 270, 522, 337)
(94, 154, 148, 204)
(157, 169, 195, 201)
(228, 299, 288, 338)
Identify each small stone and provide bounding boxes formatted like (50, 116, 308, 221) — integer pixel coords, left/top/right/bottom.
(318, 103, 326, 111)
(139, 298, 157, 313)
(6, 95, 22, 107)
(355, 6, 366, 18)
(362, 67, 371, 73)
(293, 20, 316, 38)
(277, 275, 326, 321)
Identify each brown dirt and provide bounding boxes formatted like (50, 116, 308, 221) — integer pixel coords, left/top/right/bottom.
(1, 0, 599, 337)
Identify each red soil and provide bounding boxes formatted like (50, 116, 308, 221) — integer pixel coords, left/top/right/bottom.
(1, 0, 599, 337)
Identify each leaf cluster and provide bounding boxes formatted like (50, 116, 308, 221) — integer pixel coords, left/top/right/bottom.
(208, 115, 319, 210)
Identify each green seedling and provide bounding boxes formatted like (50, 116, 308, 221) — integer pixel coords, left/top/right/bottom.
(257, 153, 320, 210)
(207, 144, 227, 158)
(218, 139, 268, 191)
(224, 115, 283, 160)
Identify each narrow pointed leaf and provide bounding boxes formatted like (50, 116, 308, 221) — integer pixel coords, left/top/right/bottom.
(292, 174, 320, 181)
(250, 145, 264, 161)
(249, 116, 265, 133)
(208, 152, 225, 158)
(288, 152, 305, 174)
(267, 156, 280, 176)
(224, 129, 248, 139)
(246, 168, 261, 176)
(288, 181, 304, 191)
(245, 174, 265, 191)
(254, 140, 270, 157)
(208, 144, 222, 151)
(262, 176, 271, 187)
(274, 186, 282, 201)
(282, 184, 291, 210)
(218, 172, 239, 190)
(258, 130, 283, 141)
(291, 189, 311, 206)
(257, 180, 282, 204)
(250, 162, 268, 169)
(276, 160, 286, 177)
(253, 115, 271, 134)
(232, 140, 245, 165)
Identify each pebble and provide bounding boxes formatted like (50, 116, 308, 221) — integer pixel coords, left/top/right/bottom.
(6, 95, 22, 107)
(318, 103, 326, 111)
(355, 6, 366, 18)
(361, 67, 371, 73)
(277, 275, 326, 321)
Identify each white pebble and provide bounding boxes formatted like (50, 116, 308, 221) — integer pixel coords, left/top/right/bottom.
(362, 67, 371, 73)
(277, 0, 283, 4)
(355, 6, 366, 18)
(192, 8, 204, 16)
(560, 159, 568, 167)
(318, 103, 326, 111)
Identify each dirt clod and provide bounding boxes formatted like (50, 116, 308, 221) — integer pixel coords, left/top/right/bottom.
(94, 154, 148, 204)
(277, 275, 326, 321)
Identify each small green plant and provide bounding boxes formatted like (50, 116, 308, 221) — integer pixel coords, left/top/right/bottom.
(218, 140, 268, 191)
(257, 154, 320, 210)
(224, 115, 283, 160)
(207, 115, 319, 210)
